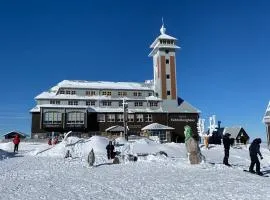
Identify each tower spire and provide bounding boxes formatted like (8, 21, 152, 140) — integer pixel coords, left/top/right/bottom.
(160, 17, 166, 34)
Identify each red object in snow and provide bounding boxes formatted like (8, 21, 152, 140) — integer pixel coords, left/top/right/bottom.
(13, 135, 20, 145)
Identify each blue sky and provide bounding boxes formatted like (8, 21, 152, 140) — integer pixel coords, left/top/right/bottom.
(0, 0, 269, 141)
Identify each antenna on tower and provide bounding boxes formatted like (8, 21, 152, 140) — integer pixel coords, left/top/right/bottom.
(162, 17, 164, 26)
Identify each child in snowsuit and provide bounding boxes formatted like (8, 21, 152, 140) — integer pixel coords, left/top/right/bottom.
(249, 138, 263, 175)
(106, 141, 115, 160)
(223, 133, 232, 166)
(13, 134, 20, 153)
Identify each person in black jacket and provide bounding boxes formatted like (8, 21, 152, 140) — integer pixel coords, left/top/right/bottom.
(223, 133, 232, 166)
(106, 141, 115, 160)
(249, 138, 263, 175)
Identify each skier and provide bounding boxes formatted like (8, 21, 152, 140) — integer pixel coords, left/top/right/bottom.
(223, 133, 232, 166)
(13, 134, 20, 153)
(249, 138, 263, 175)
(106, 141, 115, 160)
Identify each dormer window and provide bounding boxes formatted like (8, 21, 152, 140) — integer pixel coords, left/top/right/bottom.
(59, 90, 65, 94)
(71, 91, 76, 95)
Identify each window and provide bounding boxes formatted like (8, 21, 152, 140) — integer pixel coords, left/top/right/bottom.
(166, 59, 169, 64)
(107, 114, 115, 122)
(50, 100, 60, 105)
(97, 114, 105, 122)
(118, 91, 127, 96)
(149, 101, 158, 107)
(167, 91, 171, 95)
(134, 101, 143, 107)
(102, 91, 112, 96)
(136, 114, 143, 122)
(43, 112, 62, 124)
(128, 114, 134, 122)
(166, 74, 170, 79)
(67, 112, 84, 124)
(117, 114, 124, 122)
(66, 91, 71, 95)
(151, 130, 166, 142)
(119, 101, 123, 107)
(133, 92, 142, 97)
(59, 90, 65, 94)
(148, 93, 152, 96)
(68, 100, 78, 105)
(102, 101, 112, 106)
(165, 49, 169, 54)
(71, 91, 76, 95)
(85, 91, 95, 96)
(86, 101, 95, 106)
(145, 114, 152, 122)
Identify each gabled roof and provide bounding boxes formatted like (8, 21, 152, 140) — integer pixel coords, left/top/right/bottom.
(177, 99, 200, 113)
(3, 130, 27, 137)
(223, 127, 248, 139)
(141, 123, 174, 131)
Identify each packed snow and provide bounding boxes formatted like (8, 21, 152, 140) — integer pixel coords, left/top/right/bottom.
(1, 136, 270, 200)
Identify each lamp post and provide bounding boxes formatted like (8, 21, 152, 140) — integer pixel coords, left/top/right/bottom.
(123, 98, 128, 141)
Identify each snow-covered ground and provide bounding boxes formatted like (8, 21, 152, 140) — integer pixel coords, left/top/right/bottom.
(1, 136, 270, 200)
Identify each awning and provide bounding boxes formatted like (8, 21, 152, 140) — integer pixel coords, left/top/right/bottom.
(105, 125, 128, 132)
(141, 123, 174, 131)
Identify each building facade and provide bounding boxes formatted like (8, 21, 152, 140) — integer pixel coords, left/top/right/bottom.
(30, 24, 200, 142)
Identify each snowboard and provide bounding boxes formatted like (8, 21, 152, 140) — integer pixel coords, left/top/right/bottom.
(243, 170, 269, 177)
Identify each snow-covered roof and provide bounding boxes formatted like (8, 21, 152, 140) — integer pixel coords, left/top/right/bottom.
(35, 80, 155, 100)
(3, 130, 27, 138)
(51, 80, 154, 91)
(223, 127, 249, 139)
(149, 25, 179, 52)
(35, 92, 161, 101)
(263, 101, 270, 123)
(161, 98, 200, 113)
(141, 123, 174, 131)
(105, 125, 126, 132)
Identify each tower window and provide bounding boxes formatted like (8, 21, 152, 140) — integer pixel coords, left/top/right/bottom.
(166, 74, 170, 79)
(165, 50, 169, 54)
(167, 91, 171, 95)
(166, 59, 169, 64)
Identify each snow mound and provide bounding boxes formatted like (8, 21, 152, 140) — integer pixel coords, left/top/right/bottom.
(37, 136, 109, 159)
